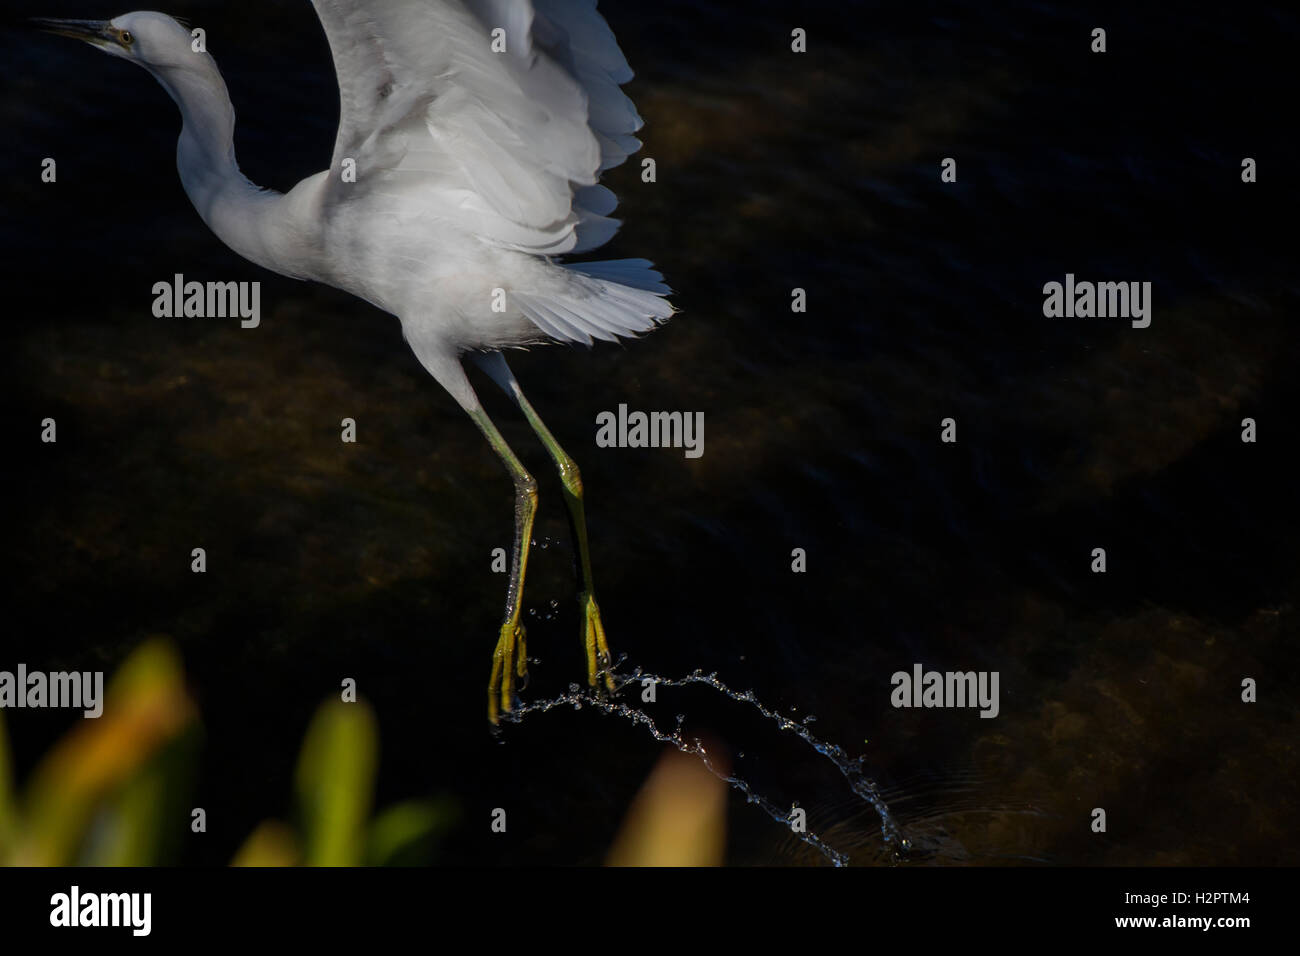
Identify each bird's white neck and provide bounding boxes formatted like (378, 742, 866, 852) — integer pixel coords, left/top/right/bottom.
(149, 60, 317, 280)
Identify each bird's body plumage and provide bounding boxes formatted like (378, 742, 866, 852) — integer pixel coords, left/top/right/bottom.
(120, 4, 672, 358)
(40, 0, 668, 720)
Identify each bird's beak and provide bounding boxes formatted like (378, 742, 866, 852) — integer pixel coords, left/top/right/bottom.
(31, 17, 117, 49)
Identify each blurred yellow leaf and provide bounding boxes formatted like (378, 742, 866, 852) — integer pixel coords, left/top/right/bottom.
(0, 711, 16, 859)
(607, 750, 727, 866)
(232, 821, 301, 867)
(13, 639, 195, 865)
(294, 698, 377, 866)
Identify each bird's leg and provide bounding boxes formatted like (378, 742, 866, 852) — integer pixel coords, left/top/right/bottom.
(464, 404, 538, 723)
(519, 400, 615, 695)
(473, 354, 615, 695)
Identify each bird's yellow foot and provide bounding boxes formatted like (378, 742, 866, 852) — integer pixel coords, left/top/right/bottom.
(581, 592, 616, 694)
(488, 619, 527, 724)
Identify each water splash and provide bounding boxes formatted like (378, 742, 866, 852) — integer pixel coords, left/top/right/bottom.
(502, 661, 909, 867)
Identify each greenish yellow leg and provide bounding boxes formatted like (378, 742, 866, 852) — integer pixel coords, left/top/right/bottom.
(467, 406, 538, 723)
(510, 390, 615, 693)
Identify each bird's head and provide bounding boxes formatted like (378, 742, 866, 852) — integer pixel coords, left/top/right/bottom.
(34, 11, 197, 71)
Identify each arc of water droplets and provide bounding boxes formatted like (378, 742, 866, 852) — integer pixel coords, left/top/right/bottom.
(502, 664, 910, 866)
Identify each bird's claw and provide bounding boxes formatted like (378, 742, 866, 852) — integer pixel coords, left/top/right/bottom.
(488, 619, 527, 724)
(581, 592, 615, 695)
(488, 595, 611, 724)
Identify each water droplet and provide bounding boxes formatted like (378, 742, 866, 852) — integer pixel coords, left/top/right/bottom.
(494, 664, 901, 868)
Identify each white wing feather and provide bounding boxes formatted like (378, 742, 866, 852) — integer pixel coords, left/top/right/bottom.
(309, 0, 644, 256)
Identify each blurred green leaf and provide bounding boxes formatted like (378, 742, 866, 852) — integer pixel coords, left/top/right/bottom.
(366, 798, 455, 866)
(294, 698, 377, 866)
(6, 653, 452, 868)
(85, 727, 200, 866)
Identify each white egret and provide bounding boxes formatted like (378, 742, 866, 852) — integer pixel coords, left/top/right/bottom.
(36, 3, 674, 722)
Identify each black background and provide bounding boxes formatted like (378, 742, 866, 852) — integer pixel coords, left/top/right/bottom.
(1, 0, 1297, 867)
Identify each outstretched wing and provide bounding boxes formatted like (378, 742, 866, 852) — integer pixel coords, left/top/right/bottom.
(308, 0, 645, 255)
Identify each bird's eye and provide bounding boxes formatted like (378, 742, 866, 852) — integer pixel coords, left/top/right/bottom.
(120, 30, 133, 45)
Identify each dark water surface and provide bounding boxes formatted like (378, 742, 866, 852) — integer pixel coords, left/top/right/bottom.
(2, 0, 1297, 864)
